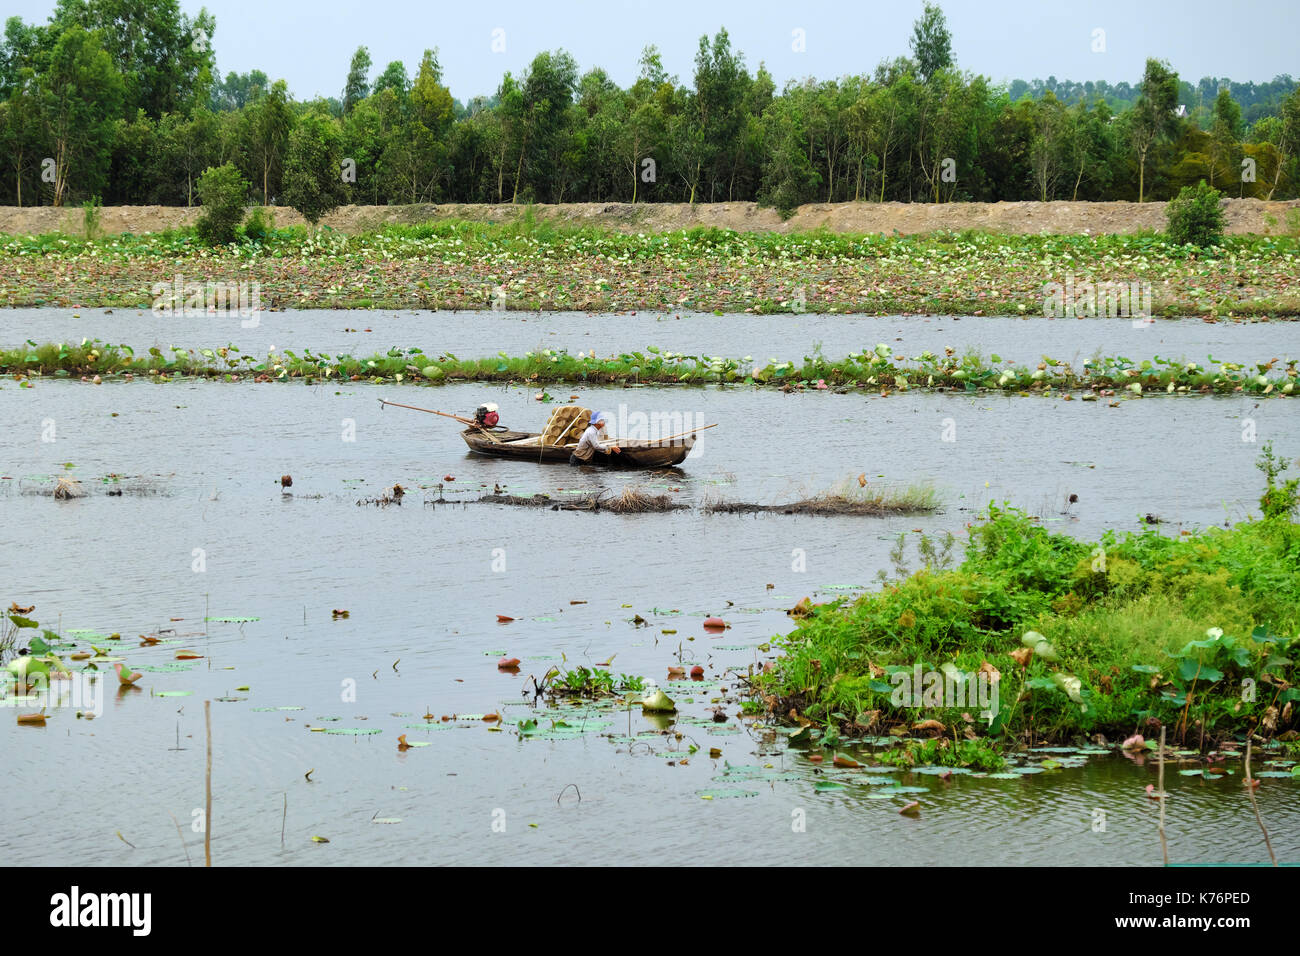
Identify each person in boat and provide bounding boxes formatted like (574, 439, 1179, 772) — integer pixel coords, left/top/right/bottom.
(569, 411, 621, 465)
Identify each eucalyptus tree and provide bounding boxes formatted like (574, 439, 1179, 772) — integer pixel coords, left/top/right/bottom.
(914, 69, 984, 202)
(499, 50, 578, 203)
(34, 25, 123, 205)
(372, 61, 409, 101)
(686, 29, 749, 202)
(1029, 91, 1069, 200)
(1066, 98, 1116, 200)
(158, 106, 217, 205)
(0, 16, 47, 99)
(909, 2, 953, 84)
(107, 109, 158, 203)
(1130, 58, 1180, 201)
(342, 46, 371, 115)
(51, 0, 215, 120)
(243, 78, 293, 204)
(619, 46, 673, 202)
(1208, 87, 1243, 189)
(211, 69, 267, 111)
(759, 83, 819, 214)
(283, 109, 348, 222)
(0, 69, 40, 204)
(576, 67, 626, 201)
(1256, 84, 1300, 199)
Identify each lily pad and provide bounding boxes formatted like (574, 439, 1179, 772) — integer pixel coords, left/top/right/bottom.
(913, 765, 973, 775)
(322, 727, 382, 735)
(697, 788, 758, 800)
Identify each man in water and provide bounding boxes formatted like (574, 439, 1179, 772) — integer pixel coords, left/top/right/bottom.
(569, 411, 622, 465)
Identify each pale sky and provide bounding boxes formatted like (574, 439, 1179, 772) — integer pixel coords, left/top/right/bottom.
(9, 0, 1298, 101)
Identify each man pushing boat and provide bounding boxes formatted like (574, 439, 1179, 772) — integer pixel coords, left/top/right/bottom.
(569, 411, 622, 466)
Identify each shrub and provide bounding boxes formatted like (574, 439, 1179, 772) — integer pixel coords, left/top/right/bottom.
(1257, 441, 1300, 520)
(1165, 180, 1226, 248)
(81, 195, 101, 239)
(242, 206, 273, 243)
(195, 164, 249, 246)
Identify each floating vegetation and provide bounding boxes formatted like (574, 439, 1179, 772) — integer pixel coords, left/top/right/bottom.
(478, 488, 684, 513)
(321, 727, 383, 736)
(696, 788, 759, 800)
(2, 338, 1295, 396)
(752, 457, 1300, 746)
(706, 480, 940, 516)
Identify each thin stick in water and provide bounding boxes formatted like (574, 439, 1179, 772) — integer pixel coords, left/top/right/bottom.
(204, 699, 212, 868)
(168, 810, 193, 866)
(1243, 737, 1277, 866)
(1158, 726, 1168, 866)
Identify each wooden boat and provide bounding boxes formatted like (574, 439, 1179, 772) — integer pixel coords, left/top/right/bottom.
(461, 428, 697, 468)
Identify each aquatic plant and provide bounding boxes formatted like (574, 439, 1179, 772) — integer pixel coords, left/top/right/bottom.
(752, 447, 1300, 746)
(875, 737, 1007, 771)
(3, 338, 1295, 397)
(4, 221, 1300, 316)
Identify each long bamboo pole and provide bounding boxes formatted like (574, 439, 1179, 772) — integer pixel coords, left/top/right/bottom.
(379, 399, 501, 443)
(643, 423, 718, 445)
(378, 399, 474, 424)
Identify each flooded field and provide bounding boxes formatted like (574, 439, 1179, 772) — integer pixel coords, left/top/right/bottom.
(3, 366, 1297, 866)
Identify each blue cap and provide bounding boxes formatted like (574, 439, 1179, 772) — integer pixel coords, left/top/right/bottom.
(590, 411, 605, 425)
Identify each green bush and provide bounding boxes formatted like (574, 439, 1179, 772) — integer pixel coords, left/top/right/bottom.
(242, 206, 273, 243)
(1257, 440, 1300, 520)
(195, 164, 249, 246)
(1165, 180, 1226, 248)
(754, 450, 1300, 741)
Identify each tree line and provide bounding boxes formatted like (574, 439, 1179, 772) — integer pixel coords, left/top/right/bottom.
(1, 0, 1298, 216)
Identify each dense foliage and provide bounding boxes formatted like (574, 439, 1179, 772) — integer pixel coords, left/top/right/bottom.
(192, 162, 246, 245)
(1, 2, 1298, 214)
(754, 475, 1300, 744)
(1166, 180, 1227, 247)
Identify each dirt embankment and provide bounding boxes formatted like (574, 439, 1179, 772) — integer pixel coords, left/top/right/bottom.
(3, 198, 1298, 238)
